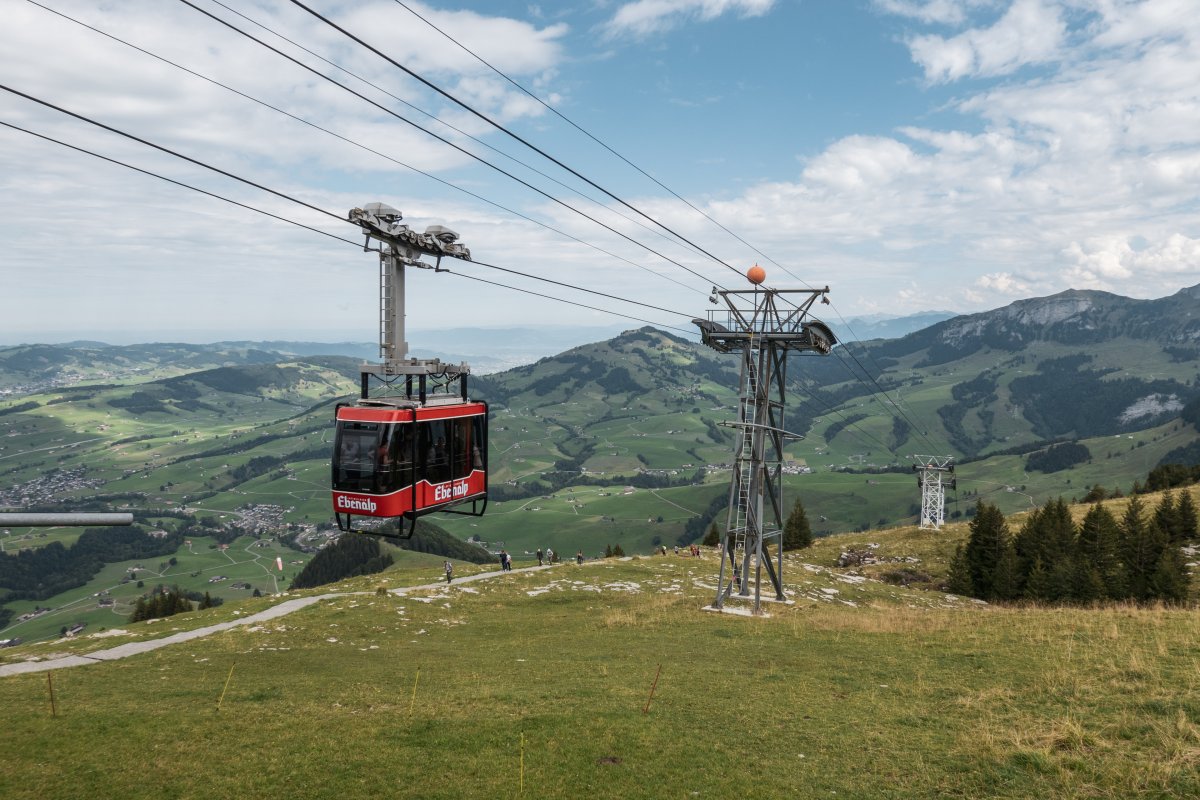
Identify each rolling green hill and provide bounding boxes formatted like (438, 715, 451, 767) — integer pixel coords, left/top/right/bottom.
(0, 511, 1197, 799)
(2, 285, 1199, 644)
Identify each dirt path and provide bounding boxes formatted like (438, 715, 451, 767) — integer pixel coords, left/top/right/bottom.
(0, 564, 553, 677)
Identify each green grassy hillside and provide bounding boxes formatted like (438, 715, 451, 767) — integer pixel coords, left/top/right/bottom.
(4, 312, 1200, 647)
(1, 537, 1197, 799)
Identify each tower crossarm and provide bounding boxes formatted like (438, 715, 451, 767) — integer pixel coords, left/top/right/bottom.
(350, 202, 472, 264)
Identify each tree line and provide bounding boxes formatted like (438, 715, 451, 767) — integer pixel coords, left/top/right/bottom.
(948, 491, 1197, 605)
(290, 533, 393, 590)
(0, 526, 182, 602)
(128, 585, 222, 622)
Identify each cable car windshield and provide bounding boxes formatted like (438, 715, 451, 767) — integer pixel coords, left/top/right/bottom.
(333, 411, 483, 497)
(333, 421, 412, 494)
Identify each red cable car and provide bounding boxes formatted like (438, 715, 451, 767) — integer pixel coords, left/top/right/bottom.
(331, 202, 487, 538)
(332, 398, 487, 537)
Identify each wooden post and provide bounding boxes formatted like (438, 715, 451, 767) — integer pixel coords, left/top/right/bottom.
(47, 671, 58, 718)
(217, 664, 235, 711)
(642, 664, 662, 715)
(408, 666, 420, 716)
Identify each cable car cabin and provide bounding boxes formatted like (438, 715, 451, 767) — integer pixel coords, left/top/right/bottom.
(331, 399, 487, 538)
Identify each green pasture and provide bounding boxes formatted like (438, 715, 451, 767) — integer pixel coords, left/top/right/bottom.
(2, 535, 312, 643)
(1, 557, 1197, 799)
(0, 527, 83, 553)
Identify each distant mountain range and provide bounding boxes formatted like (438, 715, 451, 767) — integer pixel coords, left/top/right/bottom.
(835, 311, 957, 341)
(1, 283, 1197, 538)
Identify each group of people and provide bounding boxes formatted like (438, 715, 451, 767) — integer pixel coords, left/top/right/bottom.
(657, 544, 703, 557)
(446, 541, 708, 583)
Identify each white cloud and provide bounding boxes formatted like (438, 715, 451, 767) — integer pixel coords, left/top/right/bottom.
(874, 0, 998, 26)
(908, 0, 1066, 82)
(802, 136, 921, 192)
(975, 271, 1033, 296)
(1063, 234, 1200, 288)
(604, 0, 775, 39)
(645, 0, 1200, 312)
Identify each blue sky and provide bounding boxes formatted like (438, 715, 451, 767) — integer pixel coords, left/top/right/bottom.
(1, 0, 1198, 344)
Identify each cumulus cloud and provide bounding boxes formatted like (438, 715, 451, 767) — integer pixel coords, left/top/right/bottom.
(874, 0, 997, 26)
(658, 0, 1200, 311)
(1063, 234, 1200, 288)
(976, 271, 1033, 296)
(907, 0, 1066, 82)
(604, 0, 775, 39)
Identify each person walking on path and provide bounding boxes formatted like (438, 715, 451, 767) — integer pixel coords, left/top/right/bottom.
(536, 548, 543, 567)
(499, 550, 509, 571)
(576, 550, 583, 565)
(444, 560, 454, 583)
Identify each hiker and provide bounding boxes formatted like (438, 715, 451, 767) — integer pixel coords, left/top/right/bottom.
(504, 551, 513, 571)
(499, 550, 508, 571)
(546, 547, 555, 564)
(536, 548, 543, 567)
(444, 560, 453, 583)
(576, 550, 583, 565)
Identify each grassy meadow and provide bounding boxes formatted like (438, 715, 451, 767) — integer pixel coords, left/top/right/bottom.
(1, 539, 1198, 799)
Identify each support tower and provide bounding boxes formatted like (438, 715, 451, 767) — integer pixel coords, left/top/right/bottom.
(694, 285, 836, 614)
(349, 202, 473, 402)
(911, 455, 955, 530)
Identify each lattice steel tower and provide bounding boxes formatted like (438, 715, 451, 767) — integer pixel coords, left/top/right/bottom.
(694, 281, 836, 614)
(911, 455, 955, 530)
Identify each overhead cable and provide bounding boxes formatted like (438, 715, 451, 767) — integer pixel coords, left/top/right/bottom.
(287, 0, 748, 282)
(389, 0, 783, 283)
(444, 271, 696, 336)
(175, 0, 726, 290)
(0, 108, 694, 333)
(0, 118, 360, 247)
(23, 0, 705, 297)
(196, 0, 719, 270)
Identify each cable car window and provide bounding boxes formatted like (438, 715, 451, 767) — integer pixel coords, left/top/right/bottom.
(334, 421, 379, 493)
(472, 414, 485, 470)
(451, 417, 473, 480)
(383, 424, 412, 494)
(421, 419, 450, 484)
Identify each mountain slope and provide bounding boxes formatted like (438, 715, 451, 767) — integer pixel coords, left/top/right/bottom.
(1, 541, 1196, 799)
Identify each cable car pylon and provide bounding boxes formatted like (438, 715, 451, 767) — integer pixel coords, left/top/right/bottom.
(911, 455, 955, 530)
(330, 202, 488, 539)
(694, 267, 836, 614)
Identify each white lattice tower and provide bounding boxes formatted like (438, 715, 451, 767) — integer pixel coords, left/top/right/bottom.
(912, 455, 955, 530)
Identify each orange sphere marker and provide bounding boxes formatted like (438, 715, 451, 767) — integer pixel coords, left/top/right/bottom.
(747, 264, 766, 285)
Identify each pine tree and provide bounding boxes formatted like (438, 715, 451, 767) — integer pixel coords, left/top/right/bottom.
(613, 544, 625, 557)
(604, 544, 613, 558)
(1120, 494, 1166, 602)
(782, 499, 814, 550)
(991, 543, 1021, 601)
(1014, 498, 1077, 600)
(1024, 558, 1054, 602)
(1150, 546, 1190, 604)
(1154, 491, 1181, 543)
(1177, 491, 1199, 542)
(199, 591, 214, 610)
(1076, 504, 1125, 600)
(1071, 563, 1106, 605)
(964, 501, 1010, 600)
(702, 523, 720, 547)
(946, 544, 974, 596)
